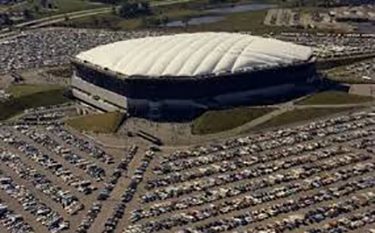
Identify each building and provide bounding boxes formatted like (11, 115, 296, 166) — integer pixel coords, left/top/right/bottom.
(71, 32, 317, 120)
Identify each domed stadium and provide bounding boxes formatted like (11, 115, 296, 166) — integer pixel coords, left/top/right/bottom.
(71, 32, 318, 119)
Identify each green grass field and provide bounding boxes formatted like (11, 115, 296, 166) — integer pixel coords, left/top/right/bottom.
(6, 84, 64, 98)
(297, 91, 373, 105)
(192, 107, 274, 135)
(187, 10, 271, 33)
(0, 85, 70, 121)
(59, 7, 272, 32)
(56, 5, 201, 30)
(5, 0, 107, 19)
(66, 112, 124, 134)
(51, 0, 104, 14)
(54, 0, 298, 32)
(254, 107, 357, 130)
(322, 60, 375, 84)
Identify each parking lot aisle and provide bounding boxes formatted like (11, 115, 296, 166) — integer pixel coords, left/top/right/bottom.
(87, 146, 145, 233)
(89, 176, 131, 233)
(0, 141, 97, 213)
(10, 128, 101, 186)
(135, 155, 373, 227)
(46, 130, 115, 173)
(238, 181, 375, 232)
(0, 187, 49, 233)
(150, 122, 375, 182)
(0, 163, 69, 218)
(358, 223, 375, 233)
(289, 202, 375, 233)
(202, 182, 375, 233)
(141, 142, 373, 206)
(115, 152, 160, 233)
(137, 160, 374, 233)
(0, 223, 8, 233)
(124, 133, 375, 231)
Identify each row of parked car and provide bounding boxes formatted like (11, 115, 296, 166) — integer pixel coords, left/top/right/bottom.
(275, 33, 375, 59)
(16, 126, 106, 181)
(104, 151, 155, 233)
(128, 155, 375, 233)
(74, 144, 140, 233)
(132, 150, 373, 222)
(123, 109, 375, 233)
(305, 207, 375, 233)
(98, 145, 138, 201)
(0, 175, 69, 233)
(0, 150, 83, 215)
(242, 191, 375, 233)
(76, 202, 102, 233)
(142, 127, 375, 203)
(0, 202, 34, 233)
(47, 126, 114, 165)
(0, 128, 96, 194)
(162, 110, 375, 163)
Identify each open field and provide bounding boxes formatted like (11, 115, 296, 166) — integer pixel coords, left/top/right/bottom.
(66, 111, 124, 134)
(58, 9, 279, 33)
(55, 0, 325, 33)
(192, 107, 274, 135)
(51, 0, 104, 14)
(326, 73, 375, 84)
(0, 85, 70, 121)
(6, 84, 65, 98)
(55, 2, 202, 31)
(322, 57, 375, 84)
(298, 91, 374, 105)
(3, 0, 107, 19)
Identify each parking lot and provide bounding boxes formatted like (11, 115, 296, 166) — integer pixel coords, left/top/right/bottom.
(123, 108, 375, 233)
(0, 106, 149, 233)
(0, 28, 164, 74)
(0, 106, 374, 233)
(274, 33, 375, 59)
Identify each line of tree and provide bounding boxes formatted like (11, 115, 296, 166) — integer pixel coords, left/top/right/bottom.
(0, 13, 13, 27)
(117, 1, 152, 19)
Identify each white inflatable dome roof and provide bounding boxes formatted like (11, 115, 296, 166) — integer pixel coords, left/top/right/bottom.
(76, 32, 313, 78)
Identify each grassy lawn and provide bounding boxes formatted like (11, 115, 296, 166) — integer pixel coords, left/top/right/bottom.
(254, 107, 357, 130)
(187, 10, 271, 33)
(63, 13, 143, 30)
(53, 0, 296, 32)
(6, 84, 64, 98)
(6, 0, 107, 19)
(298, 91, 373, 105)
(58, 9, 274, 32)
(51, 0, 105, 14)
(66, 112, 124, 134)
(324, 72, 375, 84)
(192, 107, 274, 135)
(56, 6, 201, 30)
(321, 58, 375, 84)
(0, 86, 70, 121)
(59, 7, 328, 34)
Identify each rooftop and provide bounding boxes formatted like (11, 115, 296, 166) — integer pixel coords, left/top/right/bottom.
(76, 32, 313, 78)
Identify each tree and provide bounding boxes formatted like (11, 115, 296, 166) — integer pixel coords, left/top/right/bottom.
(40, 0, 48, 8)
(23, 9, 33, 20)
(34, 5, 40, 13)
(0, 14, 13, 26)
(118, 1, 151, 19)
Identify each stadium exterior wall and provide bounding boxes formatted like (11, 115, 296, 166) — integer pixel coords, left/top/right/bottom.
(71, 60, 318, 120)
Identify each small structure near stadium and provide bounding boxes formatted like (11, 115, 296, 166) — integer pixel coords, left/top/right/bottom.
(71, 32, 317, 120)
